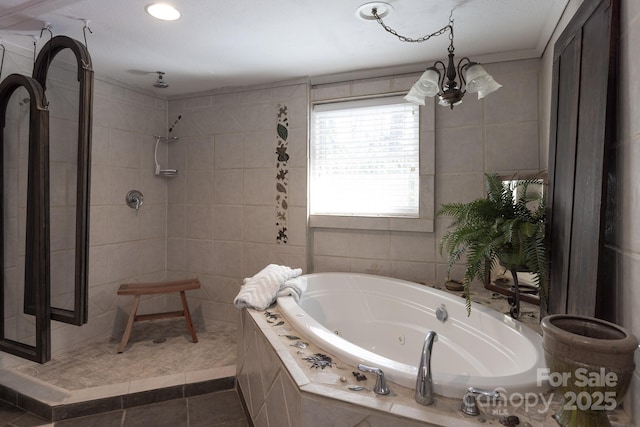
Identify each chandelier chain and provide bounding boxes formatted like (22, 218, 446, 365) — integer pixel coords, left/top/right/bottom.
(372, 7, 451, 43)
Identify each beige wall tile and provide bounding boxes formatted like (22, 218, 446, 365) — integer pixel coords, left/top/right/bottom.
(214, 132, 244, 169)
(214, 169, 243, 205)
(106, 205, 140, 244)
(483, 70, 539, 124)
(186, 170, 214, 205)
(436, 127, 484, 173)
(213, 205, 243, 241)
(244, 130, 276, 168)
(140, 203, 167, 239)
(243, 206, 277, 244)
(186, 205, 214, 240)
(109, 128, 142, 168)
(435, 172, 485, 207)
(485, 121, 539, 172)
(314, 230, 351, 257)
(243, 169, 277, 205)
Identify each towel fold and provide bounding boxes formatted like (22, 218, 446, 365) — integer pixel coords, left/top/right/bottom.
(233, 264, 302, 310)
(276, 277, 307, 303)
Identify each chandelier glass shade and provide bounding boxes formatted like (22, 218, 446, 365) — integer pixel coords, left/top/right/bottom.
(404, 54, 503, 108)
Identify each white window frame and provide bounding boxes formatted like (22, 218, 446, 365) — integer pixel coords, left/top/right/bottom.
(309, 94, 433, 232)
(309, 96, 420, 218)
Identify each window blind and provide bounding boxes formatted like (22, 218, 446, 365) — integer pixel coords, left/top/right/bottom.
(310, 96, 419, 217)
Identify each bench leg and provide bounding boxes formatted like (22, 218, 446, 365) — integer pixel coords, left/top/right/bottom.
(118, 295, 140, 353)
(180, 291, 198, 343)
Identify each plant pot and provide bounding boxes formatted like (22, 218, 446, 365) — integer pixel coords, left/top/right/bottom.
(541, 315, 638, 427)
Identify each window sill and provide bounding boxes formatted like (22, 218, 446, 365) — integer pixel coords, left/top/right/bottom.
(309, 215, 434, 233)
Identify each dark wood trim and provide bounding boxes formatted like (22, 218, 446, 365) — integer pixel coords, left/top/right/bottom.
(24, 35, 94, 326)
(546, 0, 619, 319)
(0, 73, 51, 363)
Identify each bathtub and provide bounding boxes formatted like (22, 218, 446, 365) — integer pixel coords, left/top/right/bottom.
(277, 272, 546, 398)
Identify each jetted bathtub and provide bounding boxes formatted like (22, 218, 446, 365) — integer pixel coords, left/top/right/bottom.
(277, 272, 547, 398)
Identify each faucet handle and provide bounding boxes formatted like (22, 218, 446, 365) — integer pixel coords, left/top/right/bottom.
(461, 387, 501, 416)
(357, 364, 390, 395)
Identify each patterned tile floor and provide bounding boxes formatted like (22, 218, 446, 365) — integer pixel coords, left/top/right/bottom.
(0, 319, 247, 426)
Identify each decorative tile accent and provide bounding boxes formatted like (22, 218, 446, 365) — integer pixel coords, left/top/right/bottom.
(275, 104, 289, 244)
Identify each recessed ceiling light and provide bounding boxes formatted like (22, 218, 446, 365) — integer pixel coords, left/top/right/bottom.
(145, 3, 181, 21)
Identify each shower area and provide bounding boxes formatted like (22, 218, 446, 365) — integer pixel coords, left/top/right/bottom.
(0, 34, 243, 423)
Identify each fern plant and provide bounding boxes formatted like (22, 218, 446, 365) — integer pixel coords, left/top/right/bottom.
(438, 173, 548, 316)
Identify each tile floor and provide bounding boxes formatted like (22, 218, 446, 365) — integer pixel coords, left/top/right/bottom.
(0, 319, 249, 426)
(1, 389, 249, 427)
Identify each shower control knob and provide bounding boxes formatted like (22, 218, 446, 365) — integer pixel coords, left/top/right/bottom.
(126, 190, 144, 211)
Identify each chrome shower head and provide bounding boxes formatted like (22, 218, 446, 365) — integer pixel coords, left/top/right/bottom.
(153, 71, 169, 88)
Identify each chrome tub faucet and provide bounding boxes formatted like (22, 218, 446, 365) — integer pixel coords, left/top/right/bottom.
(357, 364, 390, 395)
(461, 387, 501, 415)
(415, 330, 437, 405)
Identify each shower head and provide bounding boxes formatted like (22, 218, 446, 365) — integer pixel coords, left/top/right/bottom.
(153, 71, 169, 88)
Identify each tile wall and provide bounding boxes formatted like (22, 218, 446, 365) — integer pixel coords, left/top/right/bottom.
(310, 59, 541, 285)
(165, 83, 309, 327)
(63, 65, 168, 354)
(164, 59, 541, 329)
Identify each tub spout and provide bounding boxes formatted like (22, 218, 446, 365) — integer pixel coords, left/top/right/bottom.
(415, 330, 437, 405)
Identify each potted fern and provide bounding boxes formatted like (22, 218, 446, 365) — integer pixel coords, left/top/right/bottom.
(438, 173, 548, 318)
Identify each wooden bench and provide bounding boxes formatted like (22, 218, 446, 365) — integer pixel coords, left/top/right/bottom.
(117, 278, 201, 353)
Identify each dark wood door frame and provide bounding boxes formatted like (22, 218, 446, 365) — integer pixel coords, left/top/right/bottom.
(546, 0, 618, 319)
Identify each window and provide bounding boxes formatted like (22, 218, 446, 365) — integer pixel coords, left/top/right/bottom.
(310, 96, 419, 217)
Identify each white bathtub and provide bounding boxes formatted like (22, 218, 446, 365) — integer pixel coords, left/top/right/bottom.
(277, 272, 546, 398)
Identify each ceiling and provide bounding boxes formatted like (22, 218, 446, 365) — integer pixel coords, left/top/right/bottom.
(0, 0, 569, 97)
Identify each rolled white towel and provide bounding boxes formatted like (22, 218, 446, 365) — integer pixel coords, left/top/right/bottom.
(276, 276, 307, 302)
(234, 264, 302, 310)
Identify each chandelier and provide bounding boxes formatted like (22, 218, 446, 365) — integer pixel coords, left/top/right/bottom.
(360, 3, 502, 108)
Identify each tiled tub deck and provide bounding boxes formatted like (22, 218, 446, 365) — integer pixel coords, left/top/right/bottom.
(237, 291, 632, 427)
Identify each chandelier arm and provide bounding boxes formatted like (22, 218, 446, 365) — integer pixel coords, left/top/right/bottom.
(457, 57, 473, 87)
(430, 61, 447, 93)
(372, 8, 451, 43)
